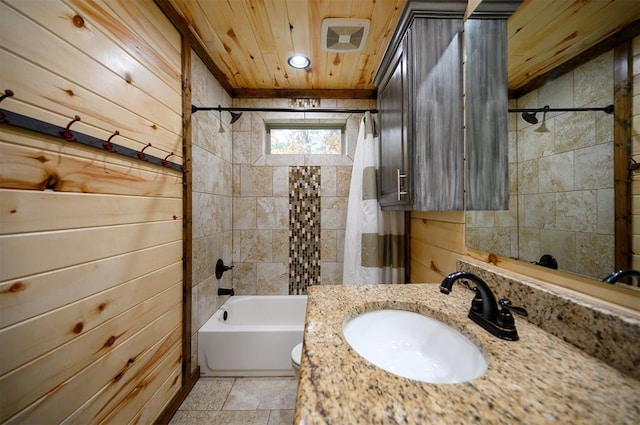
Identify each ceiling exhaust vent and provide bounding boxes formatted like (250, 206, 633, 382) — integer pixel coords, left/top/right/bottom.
(321, 18, 370, 52)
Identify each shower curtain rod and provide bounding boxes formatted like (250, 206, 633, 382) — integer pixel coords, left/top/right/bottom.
(192, 104, 614, 115)
(191, 105, 378, 114)
(507, 105, 614, 114)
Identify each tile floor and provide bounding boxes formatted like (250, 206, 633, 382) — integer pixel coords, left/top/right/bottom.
(169, 377, 298, 425)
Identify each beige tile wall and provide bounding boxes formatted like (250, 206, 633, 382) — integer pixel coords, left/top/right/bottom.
(516, 51, 614, 279)
(190, 51, 234, 371)
(467, 51, 615, 280)
(231, 98, 375, 294)
(465, 101, 520, 259)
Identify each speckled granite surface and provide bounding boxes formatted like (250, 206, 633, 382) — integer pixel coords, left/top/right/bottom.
(458, 258, 640, 379)
(294, 284, 640, 425)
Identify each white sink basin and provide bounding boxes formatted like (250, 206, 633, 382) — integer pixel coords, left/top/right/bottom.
(343, 309, 487, 384)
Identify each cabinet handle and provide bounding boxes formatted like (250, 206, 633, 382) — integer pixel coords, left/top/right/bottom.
(397, 169, 408, 201)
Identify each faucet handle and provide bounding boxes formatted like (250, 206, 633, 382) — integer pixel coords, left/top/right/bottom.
(471, 287, 483, 313)
(215, 259, 234, 279)
(499, 298, 528, 317)
(497, 298, 528, 330)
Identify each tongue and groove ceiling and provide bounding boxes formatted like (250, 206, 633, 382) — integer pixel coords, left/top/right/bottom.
(157, 0, 639, 98)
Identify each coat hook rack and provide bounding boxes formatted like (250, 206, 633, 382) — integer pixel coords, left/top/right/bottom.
(2, 89, 186, 172)
(60, 115, 81, 142)
(103, 130, 119, 153)
(137, 142, 152, 161)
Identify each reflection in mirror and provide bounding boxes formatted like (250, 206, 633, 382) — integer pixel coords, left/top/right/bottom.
(602, 269, 640, 286)
(466, 50, 620, 284)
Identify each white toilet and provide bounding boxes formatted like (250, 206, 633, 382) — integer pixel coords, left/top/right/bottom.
(291, 342, 303, 379)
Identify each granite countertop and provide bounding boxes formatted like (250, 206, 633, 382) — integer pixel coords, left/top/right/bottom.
(294, 284, 640, 424)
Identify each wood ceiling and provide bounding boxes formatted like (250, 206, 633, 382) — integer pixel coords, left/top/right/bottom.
(158, 0, 640, 99)
(507, 0, 639, 97)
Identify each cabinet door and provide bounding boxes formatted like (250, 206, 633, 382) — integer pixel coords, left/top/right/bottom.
(411, 18, 464, 211)
(378, 34, 410, 209)
(465, 19, 509, 210)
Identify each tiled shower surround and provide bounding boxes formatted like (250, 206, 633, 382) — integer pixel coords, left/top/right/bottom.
(289, 166, 321, 295)
(190, 52, 234, 373)
(231, 98, 376, 295)
(466, 51, 614, 280)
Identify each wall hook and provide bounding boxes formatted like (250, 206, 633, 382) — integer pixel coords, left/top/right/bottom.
(137, 142, 152, 161)
(162, 152, 175, 167)
(103, 130, 119, 153)
(182, 158, 190, 173)
(0, 89, 14, 103)
(0, 89, 14, 123)
(60, 115, 81, 141)
(630, 158, 640, 172)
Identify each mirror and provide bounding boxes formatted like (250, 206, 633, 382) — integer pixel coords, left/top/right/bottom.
(465, 49, 635, 293)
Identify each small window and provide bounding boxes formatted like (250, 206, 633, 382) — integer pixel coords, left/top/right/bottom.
(266, 122, 345, 154)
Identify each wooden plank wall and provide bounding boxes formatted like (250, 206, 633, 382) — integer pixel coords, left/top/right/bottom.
(632, 35, 640, 269)
(0, 1, 184, 423)
(409, 211, 466, 283)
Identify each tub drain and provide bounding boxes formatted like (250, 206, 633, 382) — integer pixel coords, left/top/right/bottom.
(223, 310, 228, 321)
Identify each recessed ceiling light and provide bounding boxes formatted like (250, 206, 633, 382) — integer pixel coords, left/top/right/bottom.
(287, 55, 310, 69)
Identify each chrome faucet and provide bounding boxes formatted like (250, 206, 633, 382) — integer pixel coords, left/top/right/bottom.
(602, 269, 640, 286)
(440, 271, 528, 341)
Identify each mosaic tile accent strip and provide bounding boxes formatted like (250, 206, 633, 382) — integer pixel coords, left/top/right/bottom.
(289, 166, 321, 295)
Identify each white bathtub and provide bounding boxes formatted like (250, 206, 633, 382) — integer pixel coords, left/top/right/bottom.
(198, 295, 308, 376)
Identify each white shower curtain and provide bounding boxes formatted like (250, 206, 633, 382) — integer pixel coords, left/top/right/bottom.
(343, 112, 405, 285)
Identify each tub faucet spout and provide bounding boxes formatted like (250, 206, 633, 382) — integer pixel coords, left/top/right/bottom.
(218, 288, 234, 296)
(440, 271, 527, 341)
